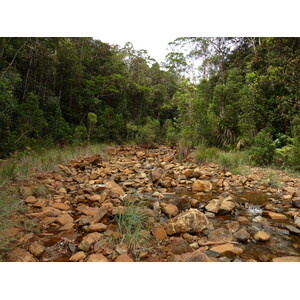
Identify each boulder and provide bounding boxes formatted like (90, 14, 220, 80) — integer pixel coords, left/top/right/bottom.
(234, 228, 250, 242)
(165, 208, 209, 235)
(192, 180, 212, 192)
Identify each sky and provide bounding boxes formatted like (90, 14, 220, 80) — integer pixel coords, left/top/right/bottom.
(93, 35, 174, 64)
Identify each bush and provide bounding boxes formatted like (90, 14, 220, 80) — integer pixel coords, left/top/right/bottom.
(163, 119, 178, 146)
(73, 125, 88, 144)
(250, 129, 275, 166)
(193, 145, 219, 163)
(136, 117, 161, 144)
(217, 151, 246, 171)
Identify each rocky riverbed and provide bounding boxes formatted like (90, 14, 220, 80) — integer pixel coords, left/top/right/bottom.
(4, 145, 300, 262)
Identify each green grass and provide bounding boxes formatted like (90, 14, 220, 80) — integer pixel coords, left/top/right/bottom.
(113, 197, 155, 259)
(258, 170, 282, 189)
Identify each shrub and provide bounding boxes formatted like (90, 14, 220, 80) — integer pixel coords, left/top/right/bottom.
(193, 145, 219, 163)
(136, 117, 161, 145)
(73, 125, 88, 144)
(250, 129, 275, 166)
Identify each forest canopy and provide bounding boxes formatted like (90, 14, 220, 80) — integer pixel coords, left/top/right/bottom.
(0, 37, 299, 168)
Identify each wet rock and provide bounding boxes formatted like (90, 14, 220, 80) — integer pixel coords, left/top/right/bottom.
(225, 221, 240, 233)
(234, 228, 250, 242)
(162, 204, 178, 218)
(210, 243, 243, 256)
(57, 213, 74, 225)
(285, 225, 300, 235)
(114, 254, 134, 262)
(272, 256, 300, 262)
(170, 237, 193, 255)
(29, 241, 45, 257)
(192, 180, 212, 192)
(6, 248, 37, 262)
(208, 228, 232, 242)
(237, 216, 249, 224)
(176, 197, 191, 211)
(87, 223, 107, 233)
(292, 198, 300, 208)
(165, 208, 209, 235)
(252, 216, 270, 225)
(263, 211, 288, 220)
(168, 249, 209, 262)
(70, 251, 86, 262)
(87, 253, 108, 262)
(151, 223, 167, 240)
(254, 231, 270, 241)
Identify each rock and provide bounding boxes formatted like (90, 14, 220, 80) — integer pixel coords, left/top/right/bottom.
(87, 223, 107, 232)
(285, 225, 300, 235)
(234, 228, 250, 242)
(59, 222, 74, 231)
(70, 251, 86, 262)
(78, 232, 102, 252)
(114, 254, 134, 262)
(226, 221, 240, 233)
(87, 253, 108, 262)
(263, 211, 288, 220)
(210, 243, 243, 256)
(41, 207, 62, 217)
(205, 212, 216, 218)
(115, 244, 128, 255)
(28, 241, 45, 257)
(165, 208, 209, 235)
(192, 167, 201, 178)
(105, 181, 125, 196)
(150, 169, 163, 182)
(183, 169, 193, 178)
(237, 216, 249, 224)
(162, 204, 178, 218)
(6, 248, 37, 262)
(190, 242, 199, 250)
(94, 239, 107, 252)
(208, 228, 232, 243)
(205, 199, 221, 213)
(292, 198, 300, 209)
(170, 237, 193, 255)
(151, 223, 167, 240)
(192, 180, 212, 192)
(219, 197, 236, 213)
(272, 256, 300, 262)
(57, 213, 74, 225)
(90, 203, 113, 225)
(176, 197, 191, 211)
(254, 231, 270, 241)
(24, 196, 37, 204)
(168, 249, 209, 262)
(52, 202, 70, 210)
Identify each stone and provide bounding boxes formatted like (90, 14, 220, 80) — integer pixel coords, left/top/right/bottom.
(90, 203, 113, 225)
(151, 223, 167, 240)
(87, 223, 107, 232)
(87, 253, 108, 262)
(150, 169, 163, 182)
(114, 254, 134, 262)
(170, 237, 193, 255)
(192, 167, 201, 178)
(219, 197, 236, 213)
(70, 251, 86, 262)
(57, 213, 74, 225)
(162, 204, 178, 218)
(263, 211, 288, 220)
(168, 249, 209, 262)
(105, 181, 125, 196)
(208, 228, 232, 243)
(285, 225, 300, 235)
(165, 208, 209, 235)
(59, 222, 74, 231)
(210, 243, 243, 256)
(292, 198, 300, 209)
(41, 207, 61, 217)
(115, 244, 128, 255)
(226, 221, 240, 233)
(52, 202, 70, 210)
(78, 232, 102, 252)
(205, 199, 221, 213)
(28, 241, 45, 257)
(24, 195, 37, 204)
(254, 231, 270, 241)
(237, 216, 249, 224)
(272, 256, 300, 262)
(234, 228, 250, 242)
(6, 248, 37, 262)
(94, 239, 107, 253)
(176, 197, 191, 211)
(183, 169, 194, 178)
(192, 180, 212, 192)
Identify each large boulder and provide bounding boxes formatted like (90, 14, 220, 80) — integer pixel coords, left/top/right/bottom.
(165, 208, 209, 235)
(192, 180, 212, 192)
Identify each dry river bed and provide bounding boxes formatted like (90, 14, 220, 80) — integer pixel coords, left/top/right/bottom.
(4, 145, 300, 262)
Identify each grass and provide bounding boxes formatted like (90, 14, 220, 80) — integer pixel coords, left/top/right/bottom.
(113, 197, 155, 259)
(0, 143, 108, 260)
(258, 170, 282, 189)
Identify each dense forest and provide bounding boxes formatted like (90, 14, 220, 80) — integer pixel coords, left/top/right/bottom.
(0, 37, 300, 169)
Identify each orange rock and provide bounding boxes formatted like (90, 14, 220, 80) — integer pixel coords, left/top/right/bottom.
(162, 204, 178, 218)
(254, 231, 270, 241)
(151, 223, 167, 240)
(272, 256, 300, 262)
(70, 251, 86, 262)
(210, 243, 243, 255)
(52, 202, 70, 210)
(263, 211, 288, 220)
(114, 254, 134, 262)
(192, 180, 212, 192)
(87, 253, 108, 262)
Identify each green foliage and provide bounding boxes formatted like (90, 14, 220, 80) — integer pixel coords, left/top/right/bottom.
(73, 125, 88, 144)
(250, 129, 275, 166)
(136, 117, 161, 145)
(193, 145, 219, 163)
